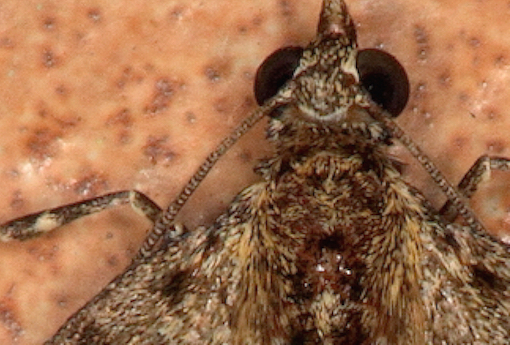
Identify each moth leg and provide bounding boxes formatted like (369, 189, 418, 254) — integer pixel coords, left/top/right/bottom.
(0, 190, 162, 241)
(440, 156, 510, 222)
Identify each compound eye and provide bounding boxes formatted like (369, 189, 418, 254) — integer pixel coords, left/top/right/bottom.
(357, 48, 410, 117)
(254, 46, 304, 106)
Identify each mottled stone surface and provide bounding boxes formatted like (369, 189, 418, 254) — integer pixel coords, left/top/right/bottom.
(0, 0, 509, 343)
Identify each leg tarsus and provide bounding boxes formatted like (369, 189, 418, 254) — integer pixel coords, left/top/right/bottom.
(129, 190, 162, 223)
(440, 156, 510, 222)
(0, 190, 162, 242)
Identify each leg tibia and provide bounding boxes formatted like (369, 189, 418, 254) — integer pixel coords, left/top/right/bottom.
(0, 190, 162, 241)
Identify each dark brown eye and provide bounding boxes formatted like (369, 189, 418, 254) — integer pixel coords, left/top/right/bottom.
(254, 46, 303, 106)
(357, 48, 409, 117)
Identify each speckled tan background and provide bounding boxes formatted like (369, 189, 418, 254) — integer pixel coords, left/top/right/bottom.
(0, 0, 510, 343)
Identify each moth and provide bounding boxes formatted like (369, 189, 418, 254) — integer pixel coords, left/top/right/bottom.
(2, 0, 510, 343)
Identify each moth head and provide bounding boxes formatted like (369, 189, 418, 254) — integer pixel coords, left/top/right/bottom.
(254, 0, 409, 126)
(292, 12, 360, 121)
(291, 0, 364, 122)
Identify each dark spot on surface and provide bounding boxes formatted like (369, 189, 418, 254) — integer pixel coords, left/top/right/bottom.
(0, 302, 23, 341)
(55, 84, 69, 98)
(186, 111, 196, 124)
(414, 26, 429, 60)
(458, 92, 470, 103)
(416, 82, 426, 93)
(204, 59, 233, 84)
(205, 67, 221, 82)
(252, 15, 263, 27)
(106, 108, 133, 128)
(0, 37, 14, 48)
(10, 190, 24, 210)
(42, 49, 58, 68)
(115, 67, 132, 89)
(438, 72, 452, 87)
(468, 37, 481, 48)
(241, 95, 257, 111)
(143, 136, 175, 165)
(38, 108, 49, 118)
(43, 17, 56, 30)
(151, 269, 190, 304)
(125, 244, 137, 257)
(414, 26, 428, 44)
(486, 110, 498, 121)
(26, 128, 61, 161)
(144, 63, 156, 73)
(117, 131, 132, 144)
(56, 115, 81, 128)
(144, 78, 175, 115)
(74, 31, 86, 42)
(169, 5, 187, 20)
(238, 150, 252, 163)
(471, 55, 481, 67)
(87, 8, 101, 23)
(240, 11, 264, 32)
(213, 97, 232, 113)
(279, 0, 294, 17)
(494, 54, 508, 68)
(56, 295, 68, 308)
(36, 106, 81, 127)
(449, 136, 467, 153)
(107, 255, 119, 267)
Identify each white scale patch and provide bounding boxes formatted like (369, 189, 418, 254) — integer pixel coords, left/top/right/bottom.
(35, 212, 61, 232)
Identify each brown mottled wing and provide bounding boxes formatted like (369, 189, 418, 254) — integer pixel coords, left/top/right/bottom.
(44, 181, 278, 344)
(422, 220, 510, 343)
